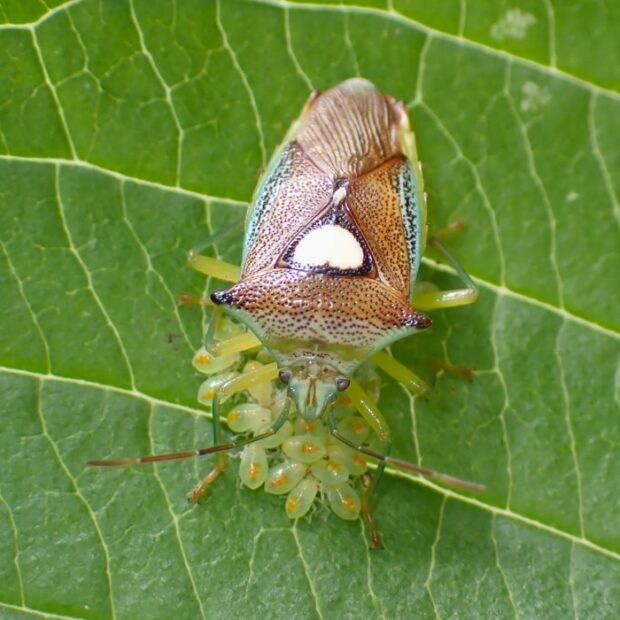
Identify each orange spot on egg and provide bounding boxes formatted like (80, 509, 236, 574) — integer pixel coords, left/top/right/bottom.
(302, 442, 318, 454)
(303, 421, 315, 433)
(272, 473, 288, 488)
(286, 497, 299, 512)
(343, 496, 356, 513)
(352, 421, 366, 434)
(353, 455, 366, 467)
(196, 354, 211, 365)
(202, 389, 215, 399)
(248, 464, 261, 481)
(227, 410, 240, 422)
(327, 461, 342, 473)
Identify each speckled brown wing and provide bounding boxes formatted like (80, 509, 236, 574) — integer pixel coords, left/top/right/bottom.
(347, 155, 412, 296)
(242, 141, 332, 277)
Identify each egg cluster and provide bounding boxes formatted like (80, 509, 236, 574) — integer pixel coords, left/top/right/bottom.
(192, 318, 381, 521)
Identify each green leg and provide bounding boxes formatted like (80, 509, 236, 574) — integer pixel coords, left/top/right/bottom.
(179, 252, 241, 305)
(204, 305, 222, 349)
(182, 219, 243, 303)
(192, 312, 262, 376)
(413, 229, 478, 311)
(372, 351, 428, 396)
(189, 363, 279, 502)
(187, 251, 241, 282)
(187, 249, 260, 355)
(202, 306, 261, 355)
(210, 331, 261, 356)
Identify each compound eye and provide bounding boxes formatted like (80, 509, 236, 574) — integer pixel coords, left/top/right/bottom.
(279, 370, 292, 385)
(336, 377, 350, 392)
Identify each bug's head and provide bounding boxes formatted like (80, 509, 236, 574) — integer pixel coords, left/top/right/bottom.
(278, 359, 350, 420)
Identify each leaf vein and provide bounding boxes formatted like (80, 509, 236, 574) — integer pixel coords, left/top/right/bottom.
(54, 165, 136, 388)
(0, 600, 87, 620)
(0, 491, 25, 606)
(555, 323, 585, 537)
(0, 0, 84, 30)
(0, 365, 208, 419)
(250, 0, 620, 101)
(588, 92, 620, 230)
(362, 520, 386, 619)
(2, 153, 616, 336)
(504, 61, 564, 307)
(424, 496, 445, 620)
(118, 182, 195, 352)
(0, 242, 52, 373)
(490, 515, 521, 619)
(0, 154, 247, 207)
(215, 0, 267, 168)
(291, 523, 325, 620)
(423, 256, 620, 341)
(343, 10, 361, 78)
(569, 543, 580, 620)
(34, 380, 117, 620)
(145, 402, 207, 620)
(489, 296, 514, 507)
(2, 364, 618, 560)
(415, 101, 507, 285)
(283, 7, 314, 91)
(128, 0, 184, 187)
(29, 29, 77, 158)
(388, 468, 620, 561)
(458, 0, 466, 38)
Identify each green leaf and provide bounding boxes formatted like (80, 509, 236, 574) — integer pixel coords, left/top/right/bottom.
(1, 0, 618, 618)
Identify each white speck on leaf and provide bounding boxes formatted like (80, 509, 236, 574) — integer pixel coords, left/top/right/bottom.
(567, 191, 580, 202)
(491, 9, 537, 41)
(520, 81, 551, 113)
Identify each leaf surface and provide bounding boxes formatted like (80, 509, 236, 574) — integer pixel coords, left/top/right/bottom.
(0, 1, 619, 618)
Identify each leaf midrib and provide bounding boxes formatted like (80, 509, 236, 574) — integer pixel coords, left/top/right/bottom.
(1, 154, 617, 337)
(0, 0, 618, 101)
(257, 0, 620, 100)
(2, 363, 618, 562)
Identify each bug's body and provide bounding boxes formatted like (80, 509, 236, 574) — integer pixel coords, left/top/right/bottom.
(89, 79, 481, 547)
(213, 79, 431, 418)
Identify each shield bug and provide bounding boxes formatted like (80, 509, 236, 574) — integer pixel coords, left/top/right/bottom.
(89, 79, 482, 548)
